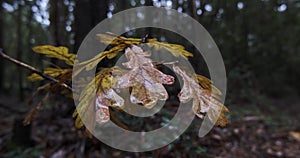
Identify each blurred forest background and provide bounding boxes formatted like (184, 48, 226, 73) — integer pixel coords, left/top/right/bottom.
(0, 0, 299, 157)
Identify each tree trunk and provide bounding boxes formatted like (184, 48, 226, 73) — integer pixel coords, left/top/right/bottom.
(118, 0, 129, 12)
(50, 0, 67, 46)
(74, 0, 108, 51)
(187, 0, 202, 74)
(145, 0, 153, 37)
(189, 0, 199, 21)
(172, 0, 178, 10)
(0, 0, 4, 91)
(17, 2, 24, 100)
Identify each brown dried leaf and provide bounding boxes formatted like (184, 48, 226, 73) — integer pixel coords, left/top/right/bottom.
(173, 65, 229, 127)
(27, 83, 51, 105)
(95, 88, 124, 124)
(115, 45, 174, 109)
(23, 93, 49, 125)
(95, 94, 110, 124)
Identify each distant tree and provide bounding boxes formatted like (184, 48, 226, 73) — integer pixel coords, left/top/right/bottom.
(17, 1, 24, 99)
(74, 0, 108, 51)
(0, 0, 4, 90)
(50, 0, 68, 46)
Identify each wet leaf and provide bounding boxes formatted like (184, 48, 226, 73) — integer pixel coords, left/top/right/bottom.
(74, 68, 124, 128)
(95, 89, 124, 124)
(173, 65, 229, 127)
(115, 45, 174, 109)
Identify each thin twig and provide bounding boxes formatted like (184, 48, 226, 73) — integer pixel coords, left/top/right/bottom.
(0, 48, 72, 91)
(141, 34, 149, 43)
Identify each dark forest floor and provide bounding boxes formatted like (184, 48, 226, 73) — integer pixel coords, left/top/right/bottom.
(0, 95, 299, 158)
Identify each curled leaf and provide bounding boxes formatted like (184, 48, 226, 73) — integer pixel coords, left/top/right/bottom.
(75, 68, 124, 128)
(94, 74, 125, 124)
(115, 45, 174, 109)
(95, 101, 110, 124)
(173, 65, 229, 127)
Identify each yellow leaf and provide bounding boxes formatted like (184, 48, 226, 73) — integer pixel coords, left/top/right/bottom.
(74, 67, 126, 126)
(75, 115, 84, 128)
(96, 33, 124, 45)
(27, 68, 71, 81)
(73, 44, 127, 78)
(27, 73, 43, 81)
(72, 110, 78, 118)
(147, 42, 193, 60)
(100, 74, 113, 90)
(32, 45, 75, 65)
(96, 33, 157, 46)
(97, 33, 192, 60)
(195, 74, 222, 96)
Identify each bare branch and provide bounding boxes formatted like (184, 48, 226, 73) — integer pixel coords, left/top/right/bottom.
(0, 48, 72, 91)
